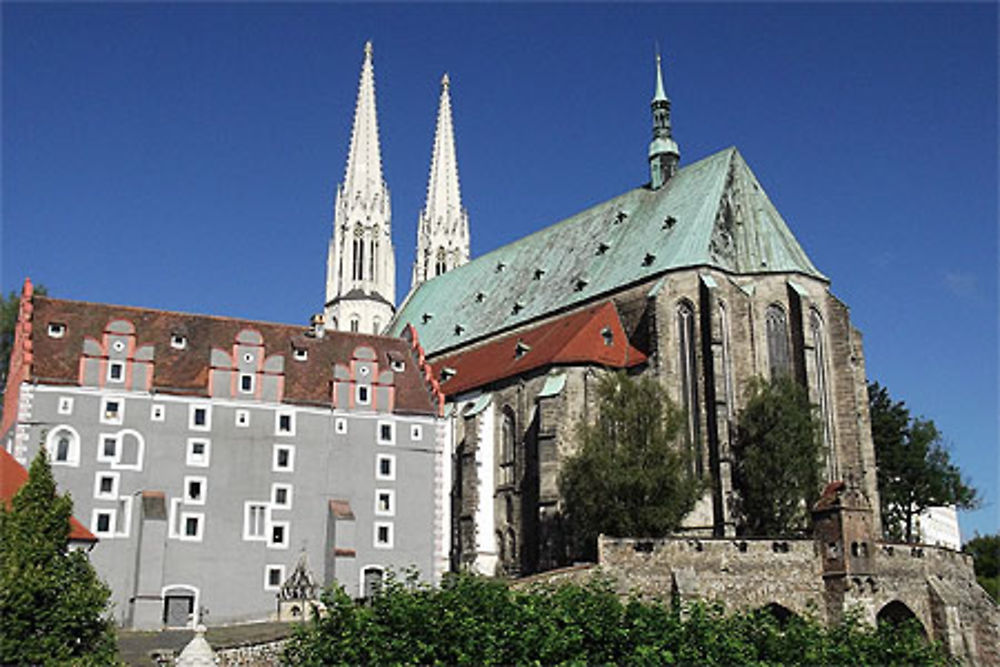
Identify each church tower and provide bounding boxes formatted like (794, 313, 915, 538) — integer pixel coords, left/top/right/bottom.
(409, 73, 470, 294)
(325, 42, 396, 334)
(648, 52, 680, 189)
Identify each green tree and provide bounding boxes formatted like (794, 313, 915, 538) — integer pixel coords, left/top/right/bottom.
(559, 372, 702, 560)
(732, 376, 823, 537)
(964, 533, 999, 602)
(0, 448, 117, 665)
(868, 382, 978, 543)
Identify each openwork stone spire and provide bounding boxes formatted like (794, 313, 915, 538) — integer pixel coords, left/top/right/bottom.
(325, 41, 396, 334)
(409, 73, 470, 295)
(649, 51, 680, 190)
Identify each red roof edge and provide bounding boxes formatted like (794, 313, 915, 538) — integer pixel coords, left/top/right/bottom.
(2, 279, 34, 435)
(404, 323, 445, 417)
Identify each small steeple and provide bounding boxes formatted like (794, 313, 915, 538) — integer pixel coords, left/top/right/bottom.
(409, 72, 470, 294)
(648, 51, 680, 190)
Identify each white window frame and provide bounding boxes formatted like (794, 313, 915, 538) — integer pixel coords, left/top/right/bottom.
(264, 565, 286, 591)
(235, 409, 250, 427)
(151, 403, 165, 422)
(107, 361, 125, 383)
(100, 396, 125, 425)
(91, 508, 117, 538)
(272, 444, 295, 473)
(376, 453, 396, 481)
(243, 501, 269, 541)
(186, 438, 211, 467)
(275, 410, 296, 436)
(239, 373, 255, 394)
(184, 475, 207, 505)
(293, 348, 308, 362)
(268, 520, 290, 550)
(188, 404, 211, 431)
(179, 512, 205, 542)
(94, 471, 120, 500)
(356, 385, 370, 405)
(116, 495, 133, 538)
(47, 426, 81, 467)
(374, 521, 394, 549)
(271, 483, 293, 510)
(97, 432, 119, 464)
(57, 397, 74, 415)
(375, 489, 395, 517)
(170, 334, 187, 350)
(47, 322, 66, 338)
(410, 424, 423, 441)
(377, 420, 395, 445)
(335, 417, 348, 434)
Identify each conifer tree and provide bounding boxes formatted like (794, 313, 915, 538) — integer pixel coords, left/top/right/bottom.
(0, 448, 117, 664)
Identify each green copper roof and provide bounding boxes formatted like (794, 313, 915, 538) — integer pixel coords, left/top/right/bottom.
(389, 147, 825, 355)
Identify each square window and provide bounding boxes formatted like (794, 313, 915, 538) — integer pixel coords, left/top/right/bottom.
(91, 509, 116, 537)
(240, 374, 254, 393)
(374, 522, 393, 549)
(185, 476, 207, 505)
(356, 385, 370, 405)
(186, 438, 211, 467)
(101, 398, 124, 425)
(244, 502, 268, 541)
(375, 489, 395, 517)
(335, 417, 348, 434)
(269, 521, 289, 549)
(171, 334, 187, 350)
(108, 361, 124, 382)
(410, 425, 423, 441)
(275, 411, 295, 435)
(179, 512, 204, 541)
(376, 454, 395, 481)
(189, 404, 211, 431)
(378, 421, 395, 445)
(272, 445, 294, 472)
(265, 565, 285, 591)
(47, 322, 66, 338)
(94, 472, 119, 500)
(272, 483, 292, 509)
(98, 434, 119, 463)
(57, 397, 74, 415)
(235, 409, 250, 427)
(151, 404, 165, 421)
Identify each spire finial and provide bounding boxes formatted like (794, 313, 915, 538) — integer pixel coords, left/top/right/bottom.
(648, 46, 679, 189)
(441, 72, 450, 88)
(653, 49, 668, 102)
(364, 40, 373, 57)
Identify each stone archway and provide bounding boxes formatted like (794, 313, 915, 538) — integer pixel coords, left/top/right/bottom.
(758, 602, 798, 627)
(877, 600, 926, 636)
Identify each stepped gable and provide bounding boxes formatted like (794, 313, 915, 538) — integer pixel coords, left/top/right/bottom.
(390, 147, 824, 356)
(28, 296, 438, 415)
(431, 301, 646, 396)
(0, 447, 96, 543)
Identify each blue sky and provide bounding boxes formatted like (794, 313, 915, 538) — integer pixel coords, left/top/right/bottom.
(2, 3, 996, 539)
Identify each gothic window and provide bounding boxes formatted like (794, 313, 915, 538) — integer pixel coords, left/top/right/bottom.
(435, 247, 446, 276)
(766, 304, 791, 378)
(369, 238, 376, 282)
(499, 407, 515, 487)
(810, 310, 835, 478)
(373, 318, 381, 334)
(350, 315, 360, 333)
(719, 301, 735, 424)
(677, 301, 702, 476)
(353, 227, 365, 281)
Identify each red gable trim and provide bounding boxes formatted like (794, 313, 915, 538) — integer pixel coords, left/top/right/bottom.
(0, 448, 96, 543)
(431, 301, 647, 396)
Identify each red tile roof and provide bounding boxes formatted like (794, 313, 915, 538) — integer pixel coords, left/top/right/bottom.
(431, 301, 647, 396)
(0, 448, 97, 543)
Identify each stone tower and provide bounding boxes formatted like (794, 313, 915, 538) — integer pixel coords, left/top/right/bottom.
(648, 52, 680, 189)
(325, 41, 396, 334)
(409, 73, 470, 295)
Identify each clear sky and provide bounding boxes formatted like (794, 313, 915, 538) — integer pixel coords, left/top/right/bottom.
(2, 3, 996, 538)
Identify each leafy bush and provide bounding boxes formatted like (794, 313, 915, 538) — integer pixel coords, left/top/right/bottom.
(284, 572, 951, 665)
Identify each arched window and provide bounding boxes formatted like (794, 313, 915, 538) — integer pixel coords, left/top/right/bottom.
(718, 301, 735, 424)
(810, 310, 835, 478)
(349, 315, 360, 333)
(499, 407, 516, 487)
(435, 247, 447, 276)
(372, 318, 381, 335)
(47, 426, 80, 467)
(362, 566, 384, 598)
(677, 301, 702, 476)
(766, 304, 790, 378)
(368, 237, 376, 282)
(353, 227, 365, 281)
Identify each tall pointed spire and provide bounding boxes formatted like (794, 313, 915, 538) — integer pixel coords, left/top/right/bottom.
(325, 41, 396, 334)
(409, 73, 470, 295)
(648, 51, 680, 190)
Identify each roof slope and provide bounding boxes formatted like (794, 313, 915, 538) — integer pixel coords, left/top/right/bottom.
(0, 448, 96, 543)
(390, 147, 824, 356)
(431, 302, 646, 396)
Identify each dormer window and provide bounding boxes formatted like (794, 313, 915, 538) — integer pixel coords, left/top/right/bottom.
(422, 313, 434, 324)
(511, 302, 524, 315)
(574, 277, 589, 292)
(47, 322, 66, 338)
(171, 334, 187, 350)
(390, 359, 405, 372)
(596, 242, 611, 255)
(614, 210, 628, 224)
(496, 261, 506, 273)
(439, 367, 457, 382)
(293, 348, 308, 362)
(514, 341, 531, 359)
(533, 269, 546, 280)
(601, 326, 614, 346)
(454, 324, 465, 336)
(475, 292, 486, 303)
(642, 252, 656, 267)
(662, 215, 677, 230)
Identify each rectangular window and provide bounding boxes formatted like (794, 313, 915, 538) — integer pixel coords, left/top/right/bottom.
(265, 565, 285, 591)
(269, 521, 289, 549)
(275, 411, 295, 435)
(186, 438, 211, 467)
(271, 483, 292, 510)
(240, 373, 254, 393)
(98, 434, 119, 464)
(272, 445, 294, 472)
(375, 489, 395, 517)
(100, 397, 124, 425)
(189, 404, 211, 431)
(94, 472, 119, 500)
(356, 385, 370, 405)
(184, 476, 207, 505)
(108, 361, 124, 382)
(410, 424, 422, 441)
(57, 397, 74, 415)
(378, 421, 395, 445)
(335, 417, 348, 434)
(374, 522, 393, 549)
(151, 404, 165, 422)
(91, 508, 116, 538)
(243, 502, 268, 541)
(235, 409, 250, 427)
(179, 512, 204, 542)
(376, 454, 396, 481)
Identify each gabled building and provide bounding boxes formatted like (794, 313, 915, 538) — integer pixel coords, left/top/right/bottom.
(2, 279, 448, 628)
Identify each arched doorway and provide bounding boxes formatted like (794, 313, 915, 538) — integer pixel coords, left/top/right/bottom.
(876, 600, 926, 636)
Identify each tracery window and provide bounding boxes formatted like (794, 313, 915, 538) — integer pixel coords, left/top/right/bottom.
(435, 247, 446, 276)
(677, 301, 702, 476)
(499, 407, 515, 487)
(353, 227, 365, 281)
(766, 304, 791, 378)
(719, 301, 735, 424)
(810, 310, 835, 478)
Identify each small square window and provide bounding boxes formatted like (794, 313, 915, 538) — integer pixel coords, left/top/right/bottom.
(375, 489, 395, 516)
(374, 522, 393, 549)
(356, 385, 370, 405)
(293, 348, 308, 361)
(171, 334, 187, 350)
(185, 476, 207, 505)
(179, 512, 204, 541)
(410, 425, 423, 441)
(240, 373, 254, 393)
(101, 398, 124, 425)
(57, 397, 74, 415)
(98, 434, 119, 463)
(151, 404, 165, 422)
(108, 362, 124, 382)
(269, 521, 289, 549)
(265, 565, 285, 591)
(189, 405, 211, 431)
(186, 438, 211, 467)
(235, 409, 250, 427)
(272, 483, 292, 509)
(91, 509, 116, 537)
(275, 411, 295, 435)
(378, 421, 395, 445)
(335, 417, 348, 434)
(273, 445, 295, 472)
(94, 472, 119, 500)
(47, 322, 66, 338)
(376, 454, 395, 481)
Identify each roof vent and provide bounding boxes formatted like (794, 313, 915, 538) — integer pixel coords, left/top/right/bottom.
(454, 324, 465, 336)
(614, 210, 628, 224)
(574, 277, 589, 292)
(533, 269, 546, 280)
(642, 253, 656, 267)
(514, 340, 531, 359)
(422, 313, 434, 324)
(439, 367, 457, 382)
(662, 215, 677, 230)
(596, 242, 611, 255)
(475, 292, 486, 303)
(511, 301, 524, 315)
(496, 261, 506, 273)
(47, 322, 66, 339)
(308, 313, 325, 338)
(600, 326, 614, 346)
